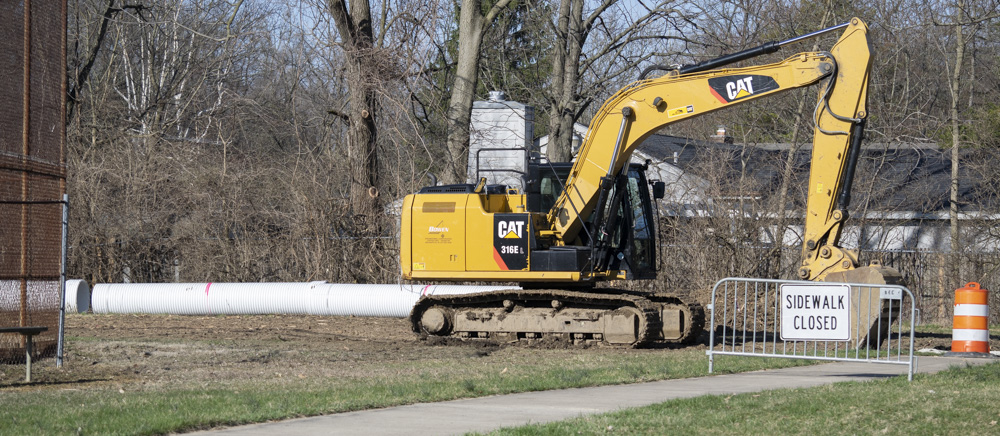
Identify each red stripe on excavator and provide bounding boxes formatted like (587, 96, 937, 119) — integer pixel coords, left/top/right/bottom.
(493, 247, 509, 270)
(710, 87, 728, 104)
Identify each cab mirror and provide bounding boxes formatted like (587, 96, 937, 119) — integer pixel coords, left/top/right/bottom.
(651, 181, 665, 200)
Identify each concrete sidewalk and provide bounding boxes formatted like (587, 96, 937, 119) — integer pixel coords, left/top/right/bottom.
(190, 356, 992, 436)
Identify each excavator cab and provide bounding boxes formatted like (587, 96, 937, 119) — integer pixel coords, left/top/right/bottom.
(524, 161, 572, 213)
(590, 164, 658, 280)
(525, 159, 659, 280)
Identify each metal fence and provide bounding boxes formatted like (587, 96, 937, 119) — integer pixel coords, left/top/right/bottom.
(0, 0, 67, 362)
(874, 249, 1000, 325)
(707, 277, 917, 380)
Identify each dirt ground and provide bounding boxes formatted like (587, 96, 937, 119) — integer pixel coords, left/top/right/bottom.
(0, 313, 959, 391)
(1, 314, 470, 391)
(3, 313, 667, 392)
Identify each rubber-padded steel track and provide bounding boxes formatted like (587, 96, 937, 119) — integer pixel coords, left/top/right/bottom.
(649, 293, 706, 345)
(410, 289, 700, 347)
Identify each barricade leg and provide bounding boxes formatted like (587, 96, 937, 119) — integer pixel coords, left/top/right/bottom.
(25, 335, 33, 383)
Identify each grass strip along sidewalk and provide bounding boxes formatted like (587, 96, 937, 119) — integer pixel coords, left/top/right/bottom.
(0, 348, 811, 435)
(484, 361, 1000, 435)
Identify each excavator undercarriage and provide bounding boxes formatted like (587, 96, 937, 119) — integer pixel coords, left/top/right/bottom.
(411, 289, 704, 347)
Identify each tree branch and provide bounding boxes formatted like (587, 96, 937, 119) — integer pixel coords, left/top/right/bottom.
(484, 0, 516, 25)
(328, 108, 351, 124)
(327, 0, 356, 47)
(584, 0, 618, 33)
(225, 0, 245, 38)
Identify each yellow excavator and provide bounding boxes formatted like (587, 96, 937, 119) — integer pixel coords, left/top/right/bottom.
(400, 18, 898, 346)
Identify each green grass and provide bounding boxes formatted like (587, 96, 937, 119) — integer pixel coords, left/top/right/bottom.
(484, 361, 1000, 435)
(0, 348, 812, 435)
(6, 319, 973, 435)
(914, 323, 1000, 335)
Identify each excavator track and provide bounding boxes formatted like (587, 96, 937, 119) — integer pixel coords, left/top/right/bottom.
(648, 293, 706, 345)
(410, 289, 702, 347)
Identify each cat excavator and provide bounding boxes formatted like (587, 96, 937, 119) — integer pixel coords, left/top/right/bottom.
(400, 18, 899, 347)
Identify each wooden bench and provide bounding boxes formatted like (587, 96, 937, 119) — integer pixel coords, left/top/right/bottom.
(0, 326, 48, 382)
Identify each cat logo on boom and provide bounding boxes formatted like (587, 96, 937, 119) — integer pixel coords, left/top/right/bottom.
(708, 74, 780, 104)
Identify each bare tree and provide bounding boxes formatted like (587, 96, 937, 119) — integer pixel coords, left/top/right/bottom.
(66, 0, 278, 282)
(443, 0, 515, 184)
(327, 0, 383, 229)
(547, 0, 695, 162)
(926, 0, 1000, 278)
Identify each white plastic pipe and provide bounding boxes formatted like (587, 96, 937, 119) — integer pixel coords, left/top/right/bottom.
(64, 279, 90, 313)
(90, 282, 519, 317)
(92, 282, 320, 315)
(0, 280, 64, 312)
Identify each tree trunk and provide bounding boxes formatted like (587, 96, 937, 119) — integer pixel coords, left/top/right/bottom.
(346, 69, 380, 228)
(328, 0, 381, 229)
(546, 0, 571, 162)
(445, 4, 486, 184)
(444, 0, 514, 184)
(548, 0, 587, 163)
(948, 0, 965, 279)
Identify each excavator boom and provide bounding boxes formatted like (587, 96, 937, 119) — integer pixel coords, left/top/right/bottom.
(548, 19, 870, 252)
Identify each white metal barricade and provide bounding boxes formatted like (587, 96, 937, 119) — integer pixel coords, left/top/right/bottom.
(707, 277, 917, 381)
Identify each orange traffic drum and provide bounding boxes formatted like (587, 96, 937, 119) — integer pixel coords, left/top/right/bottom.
(951, 282, 990, 354)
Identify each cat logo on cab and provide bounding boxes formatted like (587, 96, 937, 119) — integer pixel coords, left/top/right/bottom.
(497, 220, 525, 239)
(493, 214, 529, 270)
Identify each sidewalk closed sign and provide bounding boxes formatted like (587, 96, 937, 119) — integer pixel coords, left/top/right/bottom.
(780, 283, 851, 341)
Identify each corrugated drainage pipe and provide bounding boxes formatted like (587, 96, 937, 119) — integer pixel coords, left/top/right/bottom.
(0, 280, 83, 312)
(65, 279, 90, 313)
(90, 282, 520, 317)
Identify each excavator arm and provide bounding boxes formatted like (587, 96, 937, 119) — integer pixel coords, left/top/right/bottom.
(796, 21, 872, 280)
(548, 18, 892, 286)
(547, 18, 875, 282)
